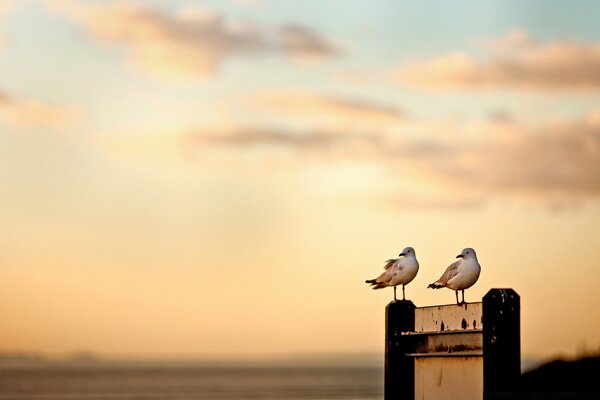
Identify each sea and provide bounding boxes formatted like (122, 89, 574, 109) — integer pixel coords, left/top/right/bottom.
(0, 362, 383, 400)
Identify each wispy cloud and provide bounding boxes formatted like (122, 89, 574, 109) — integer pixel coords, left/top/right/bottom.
(464, 116, 600, 198)
(0, 88, 79, 128)
(0, 3, 78, 129)
(200, 113, 600, 205)
(278, 25, 340, 63)
(188, 127, 382, 157)
(245, 90, 407, 128)
(48, 0, 339, 80)
(380, 116, 600, 206)
(392, 29, 600, 92)
(381, 193, 485, 211)
(97, 110, 600, 207)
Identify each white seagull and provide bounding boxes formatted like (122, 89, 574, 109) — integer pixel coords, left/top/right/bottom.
(365, 247, 419, 301)
(428, 247, 481, 304)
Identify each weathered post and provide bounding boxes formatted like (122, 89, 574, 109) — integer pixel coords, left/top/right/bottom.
(482, 288, 521, 399)
(383, 289, 520, 400)
(385, 300, 415, 400)
(383, 288, 520, 400)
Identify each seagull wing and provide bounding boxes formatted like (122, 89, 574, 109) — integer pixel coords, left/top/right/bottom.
(367, 260, 398, 286)
(365, 258, 401, 289)
(428, 260, 460, 289)
(376, 267, 395, 284)
(436, 260, 460, 285)
(384, 258, 398, 270)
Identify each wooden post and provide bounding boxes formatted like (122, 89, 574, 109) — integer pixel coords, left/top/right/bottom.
(383, 289, 520, 400)
(482, 288, 520, 399)
(385, 300, 415, 400)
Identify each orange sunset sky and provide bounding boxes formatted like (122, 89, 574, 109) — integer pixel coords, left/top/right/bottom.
(1, 0, 600, 362)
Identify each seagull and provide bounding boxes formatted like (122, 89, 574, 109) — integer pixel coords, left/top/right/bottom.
(365, 247, 419, 301)
(427, 247, 481, 304)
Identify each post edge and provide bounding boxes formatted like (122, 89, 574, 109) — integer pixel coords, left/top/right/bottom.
(482, 288, 521, 399)
(385, 300, 416, 400)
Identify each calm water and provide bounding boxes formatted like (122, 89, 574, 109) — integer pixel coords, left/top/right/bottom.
(0, 365, 383, 400)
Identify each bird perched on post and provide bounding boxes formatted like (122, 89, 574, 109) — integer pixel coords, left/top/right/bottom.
(427, 247, 481, 304)
(365, 247, 419, 301)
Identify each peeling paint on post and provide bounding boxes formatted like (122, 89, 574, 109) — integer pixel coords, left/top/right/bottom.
(385, 300, 415, 400)
(483, 288, 521, 399)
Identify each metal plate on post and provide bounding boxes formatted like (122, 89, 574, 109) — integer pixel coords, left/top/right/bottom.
(415, 302, 483, 332)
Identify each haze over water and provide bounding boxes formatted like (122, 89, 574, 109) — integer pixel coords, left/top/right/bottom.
(0, 356, 382, 400)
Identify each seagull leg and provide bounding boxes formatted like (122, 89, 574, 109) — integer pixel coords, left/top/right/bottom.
(393, 286, 397, 301)
(402, 285, 406, 301)
(455, 291, 459, 305)
(462, 290, 465, 304)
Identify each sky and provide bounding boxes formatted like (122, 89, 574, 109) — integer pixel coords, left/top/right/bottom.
(1, 0, 600, 362)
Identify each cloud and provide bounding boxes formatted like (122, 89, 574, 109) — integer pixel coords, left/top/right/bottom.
(487, 108, 515, 125)
(387, 115, 600, 203)
(95, 110, 600, 207)
(246, 90, 407, 128)
(189, 128, 381, 155)
(0, 3, 77, 129)
(381, 193, 485, 211)
(0, 89, 79, 128)
(392, 29, 600, 92)
(278, 25, 339, 63)
(97, 125, 386, 165)
(474, 118, 600, 197)
(193, 114, 600, 204)
(48, 0, 339, 80)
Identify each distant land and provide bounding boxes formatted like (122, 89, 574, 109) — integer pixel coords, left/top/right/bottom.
(520, 355, 600, 393)
(0, 351, 101, 367)
(0, 351, 382, 368)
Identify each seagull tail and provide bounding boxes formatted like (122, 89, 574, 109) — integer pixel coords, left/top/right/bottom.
(365, 279, 386, 289)
(427, 282, 444, 289)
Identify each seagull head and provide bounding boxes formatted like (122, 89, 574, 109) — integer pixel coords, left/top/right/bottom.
(456, 247, 476, 259)
(399, 247, 415, 257)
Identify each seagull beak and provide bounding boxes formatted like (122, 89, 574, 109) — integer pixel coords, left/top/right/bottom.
(399, 253, 405, 256)
(456, 254, 464, 258)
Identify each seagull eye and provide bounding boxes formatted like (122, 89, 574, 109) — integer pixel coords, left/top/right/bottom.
(466, 251, 470, 254)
